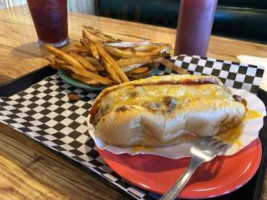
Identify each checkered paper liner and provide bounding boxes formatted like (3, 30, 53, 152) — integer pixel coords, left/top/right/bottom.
(170, 55, 264, 93)
(0, 55, 264, 200)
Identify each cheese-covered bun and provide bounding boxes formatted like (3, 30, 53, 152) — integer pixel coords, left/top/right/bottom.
(90, 75, 246, 147)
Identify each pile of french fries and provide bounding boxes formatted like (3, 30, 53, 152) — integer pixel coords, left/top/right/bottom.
(46, 26, 189, 86)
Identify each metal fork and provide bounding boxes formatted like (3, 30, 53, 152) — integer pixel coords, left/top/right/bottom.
(160, 136, 227, 200)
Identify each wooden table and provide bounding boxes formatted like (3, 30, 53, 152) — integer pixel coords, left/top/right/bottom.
(1, 5, 267, 200)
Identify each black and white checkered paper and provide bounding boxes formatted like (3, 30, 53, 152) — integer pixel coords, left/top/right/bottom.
(171, 55, 264, 93)
(0, 55, 264, 200)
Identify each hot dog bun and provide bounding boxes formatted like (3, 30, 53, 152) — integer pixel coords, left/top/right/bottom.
(90, 75, 246, 147)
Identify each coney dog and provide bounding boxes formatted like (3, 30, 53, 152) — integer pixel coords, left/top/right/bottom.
(90, 75, 246, 147)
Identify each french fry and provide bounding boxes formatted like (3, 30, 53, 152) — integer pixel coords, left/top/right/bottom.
(155, 58, 190, 75)
(84, 57, 101, 66)
(105, 41, 152, 48)
(45, 44, 85, 68)
(50, 62, 72, 72)
(47, 56, 55, 63)
(82, 36, 101, 60)
(122, 63, 146, 72)
(74, 43, 83, 48)
(71, 73, 100, 85)
(101, 34, 117, 42)
(58, 64, 75, 72)
(81, 36, 90, 47)
(152, 44, 172, 54)
(94, 65, 105, 71)
(127, 67, 156, 80)
(104, 45, 162, 58)
(64, 64, 114, 85)
(118, 56, 156, 66)
(53, 61, 103, 85)
(84, 26, 117, 42)
(79, 40, 95, 58)
(80, 39, 92, 52)
(84, 57, 105, 71)
(95, 42, 130, 82)
(68, 52, 97, 72)
(134, 44, 158, 52)
(130, 67, 149, 74)
(49, 63, 60, 70)
(83, 26, 104, 42)
(94, 64, 106, 72)
(54, 58, 67, 65)
(45, 44, 114, 85)
(76, 47, 90, 54)
(95, 31, 117, 42)
(100, 58, 122, 84)
(103, 45, 123, 58)
(83, 26, 98, 33)
(46, 27, 189, 87)
(66, 47, 90, 55)
(89, 43, 99, 59)
(83, 29, 100, 43)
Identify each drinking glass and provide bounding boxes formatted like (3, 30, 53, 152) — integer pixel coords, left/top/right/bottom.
(27, 0, 68, 47)
(174, 0, 218, 56)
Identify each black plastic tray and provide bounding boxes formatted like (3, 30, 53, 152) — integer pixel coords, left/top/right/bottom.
(0, 66, 266, 200)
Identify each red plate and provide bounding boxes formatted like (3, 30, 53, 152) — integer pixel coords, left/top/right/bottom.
(98, 139, 262, 199)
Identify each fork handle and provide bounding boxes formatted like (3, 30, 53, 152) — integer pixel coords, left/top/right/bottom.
(160, 157, 202, 200)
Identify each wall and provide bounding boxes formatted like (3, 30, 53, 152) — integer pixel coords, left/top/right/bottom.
(0, 0, 95, 14)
